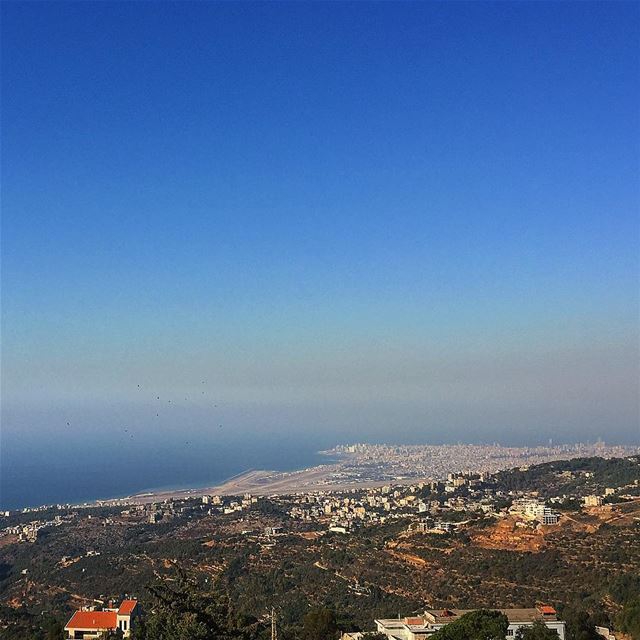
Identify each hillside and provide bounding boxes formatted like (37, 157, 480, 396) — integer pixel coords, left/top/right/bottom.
(1, 456, 639, 639)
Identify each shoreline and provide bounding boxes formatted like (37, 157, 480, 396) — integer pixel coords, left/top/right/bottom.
(8, 442, 639, 512)
(11, 456, 344, 512)
(94, 462, 427, 507)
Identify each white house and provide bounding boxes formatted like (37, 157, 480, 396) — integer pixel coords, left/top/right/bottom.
(64, 599, 138, 639)
(374, 606, 565, 640)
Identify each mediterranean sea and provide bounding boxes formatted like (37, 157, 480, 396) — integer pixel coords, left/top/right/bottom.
(0, 428, 331, 510)
(3, 399, 633, 511)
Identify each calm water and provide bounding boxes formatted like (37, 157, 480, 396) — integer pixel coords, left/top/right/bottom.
(0, 430, 330, 510)
(3, 399, 632, 510)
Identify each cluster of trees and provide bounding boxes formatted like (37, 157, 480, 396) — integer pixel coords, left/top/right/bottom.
(131, 568, 378, 640)
(131, 578, 578, 640)
(0, 608, 63, 640)
(430, 610, 510, 640)
(492, 457, 640, 498)
(610, 573, 640, 640)
(131, 568, 256, 640)
(616, 598, 640, 640)
(429, 610, 559, 640)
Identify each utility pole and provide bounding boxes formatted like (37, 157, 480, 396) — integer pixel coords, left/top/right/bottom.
(271, 607, 278, 640)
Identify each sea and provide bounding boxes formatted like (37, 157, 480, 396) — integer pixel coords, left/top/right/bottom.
(3, 400, 634, 511)
(0, 428, 333, 511)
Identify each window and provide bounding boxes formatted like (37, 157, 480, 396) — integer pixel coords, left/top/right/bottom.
(507, 630, 514, 636)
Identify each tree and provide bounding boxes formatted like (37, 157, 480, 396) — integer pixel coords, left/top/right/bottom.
(561, 606, 601, 640)
(132, 567, 257, 640)
(44, 617, 64, 640)
(302, 608, 338, 640)
(516, 621, 560, 640)
(429, 610, 509, 640)
(609, 573, 640, 605)
(616, 596, 640, 640)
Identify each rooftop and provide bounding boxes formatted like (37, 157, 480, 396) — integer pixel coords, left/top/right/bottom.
(117, 599, 138, 616)
(424, 608, 559, 624)
(65, 611, 117, 630)
(65, 599, 138, 630)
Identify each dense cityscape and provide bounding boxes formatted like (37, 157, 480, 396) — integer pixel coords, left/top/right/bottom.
(1, 449, 639, 639)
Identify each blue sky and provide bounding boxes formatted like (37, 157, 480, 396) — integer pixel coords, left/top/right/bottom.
(2, 1, 639, 452)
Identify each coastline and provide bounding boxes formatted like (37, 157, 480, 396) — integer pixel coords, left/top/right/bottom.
(94, 460, 426, 507)
(11, 442, 639, 512)
(72, 457, 348, 509)
(5, 451, 334, 512)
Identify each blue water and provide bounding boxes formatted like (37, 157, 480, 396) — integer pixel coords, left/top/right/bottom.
(4, 399, 634, 510)
(1, 431, 331, 510)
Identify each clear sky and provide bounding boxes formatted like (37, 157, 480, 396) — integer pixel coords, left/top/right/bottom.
(2, 0, 639, 463)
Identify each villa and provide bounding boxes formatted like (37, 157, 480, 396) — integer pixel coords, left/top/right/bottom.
(64, 599, 138, 639)
(370, 606, 565, 640)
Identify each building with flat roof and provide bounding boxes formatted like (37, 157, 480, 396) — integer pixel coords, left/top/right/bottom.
(374, 606, 565, 640)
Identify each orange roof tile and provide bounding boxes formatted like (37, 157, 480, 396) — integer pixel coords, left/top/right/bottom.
(539, 605, 557, 615)
(65, 610, 117, 630)
(118, 599, 138, 615)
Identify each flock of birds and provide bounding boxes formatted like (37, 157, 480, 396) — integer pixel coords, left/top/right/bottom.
(65, 380, 224, 447)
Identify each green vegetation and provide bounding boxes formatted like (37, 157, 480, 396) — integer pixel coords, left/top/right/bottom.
(1, 457, 638, 639)
(616, 597, 640, 640)
(430, 610, 509, 640)
(492, 457, 640, 498)
(132, 569, 254, 640)
(0, 609, 64, 640)
(516, 621, 559, 640)
(301, 608, 338, 640)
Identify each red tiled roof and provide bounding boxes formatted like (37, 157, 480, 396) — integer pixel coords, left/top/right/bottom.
(406, 617, 424, 626)
(118, 599, 138, 615)
(65, 610, 117, 630)
(539, 605, 557, 615)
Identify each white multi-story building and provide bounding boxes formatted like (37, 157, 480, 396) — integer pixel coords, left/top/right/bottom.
(511, 499, 559, 525)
